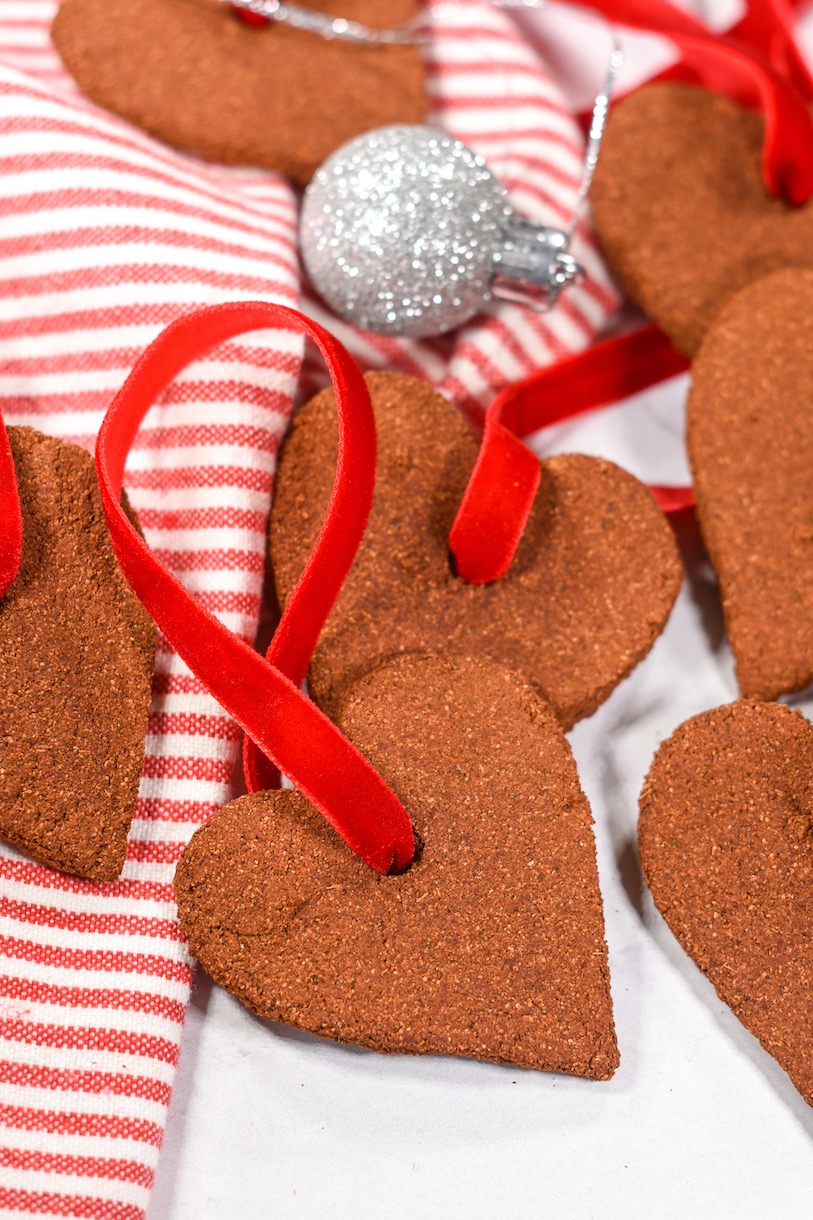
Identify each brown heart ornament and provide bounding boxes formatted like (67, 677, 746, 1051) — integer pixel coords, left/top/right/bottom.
(270, 371, 682, 728)
(175, 653, 619, 1076)
(51, 0, 426, 184)
(687, 268, 813, 701)
(1, 427, 156, 881)
(639, 699, 813, 1105)
(591, 83, 813, 356)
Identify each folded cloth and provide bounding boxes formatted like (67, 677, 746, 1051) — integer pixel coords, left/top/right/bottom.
(0, 3, 617, 1216)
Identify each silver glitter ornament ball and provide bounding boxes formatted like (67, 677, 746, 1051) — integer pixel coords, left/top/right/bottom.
(300, 125, 514, 338)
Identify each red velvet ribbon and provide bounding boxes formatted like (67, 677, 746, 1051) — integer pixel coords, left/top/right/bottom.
(450, 325, 693, 584)
(96, 302, 414, 875)
(577, 0, 813, 202)
(578, 0, 813, 113)
(733, 0, 813, 101)
(0, 406, 22, 600)
(449, 405, 541, 585)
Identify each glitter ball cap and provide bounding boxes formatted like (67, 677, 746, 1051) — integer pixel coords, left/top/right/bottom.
(300, 125, 514, 337)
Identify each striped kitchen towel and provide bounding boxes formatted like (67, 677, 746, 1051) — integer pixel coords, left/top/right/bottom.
(0, 2, 618, 1215)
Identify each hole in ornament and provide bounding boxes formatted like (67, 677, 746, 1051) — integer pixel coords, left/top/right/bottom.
(231, 5, 269, 26)
(388, 829, 423, 877)
(448, 544, 504, 588)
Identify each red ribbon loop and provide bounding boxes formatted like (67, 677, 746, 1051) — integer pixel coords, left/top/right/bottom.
(96, 301, 414, 875)
(579, 0, 813, 204)
(450, 325, 693, 585)
(0, 407, 22, 600)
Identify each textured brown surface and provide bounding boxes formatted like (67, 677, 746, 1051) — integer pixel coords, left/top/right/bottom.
(591, 83, 813, 356)
(270, 371, 681, 728)
(639, 700, 813, 1106)
(175, 653, 619, 1075)
(51, 0, 425, 184)
(0, 427, 156, 881)
(688, 269, 813, 701)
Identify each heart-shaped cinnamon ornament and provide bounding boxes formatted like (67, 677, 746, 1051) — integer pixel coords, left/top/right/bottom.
(639, 699, 813, 1105)
(688, 268, 813, 701)
(51, 0, 426, 184)
(591, 83, 813, 356)
(270, 371, 682, 728)
(175, 653, 619, 1075)
(1, 427, 156, 881)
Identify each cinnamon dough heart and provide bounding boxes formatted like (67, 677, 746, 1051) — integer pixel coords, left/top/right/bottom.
(270, 371, 682, 728)
(688, 269, 813, 701)
(591, 83, 813, 356)
(639, 699, 813, 1106)
(1, 427, 156, 881)
(51, 0, 426, 185)
(175, 653, 619, 1076)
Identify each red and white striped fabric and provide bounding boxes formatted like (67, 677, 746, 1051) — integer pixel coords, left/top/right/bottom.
(0, 2, 618, 1215)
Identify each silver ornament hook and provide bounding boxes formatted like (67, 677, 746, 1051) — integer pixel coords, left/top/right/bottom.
(490, 21, 623, 310)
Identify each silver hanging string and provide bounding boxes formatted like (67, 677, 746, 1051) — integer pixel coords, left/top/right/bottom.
(569, 36, 624, 239)
(223, 0, 618, 53)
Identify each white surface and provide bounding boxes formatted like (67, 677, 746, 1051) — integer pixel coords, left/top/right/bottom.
(150, 8, 813, 1218)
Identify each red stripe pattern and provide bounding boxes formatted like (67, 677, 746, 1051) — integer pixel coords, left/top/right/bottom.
(0, 1, 618, 1215)
(0, 4, 301, 1215)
